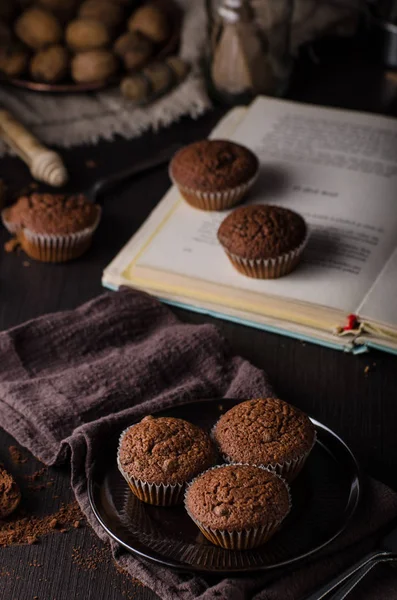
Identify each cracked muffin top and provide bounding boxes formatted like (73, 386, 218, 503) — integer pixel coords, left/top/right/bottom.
(4, 193, 99, 235)
(169, 140, 259, 191)
(185, 464, 290, 531)
(118, 416, 216, 485)
(217, 204, 307, 259)
(213, 399, 315, 466)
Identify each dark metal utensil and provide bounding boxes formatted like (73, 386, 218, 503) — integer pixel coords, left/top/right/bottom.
(86, 143, 182, 205)
(305, 521, 397, 600)
(328, 554, 397, 600)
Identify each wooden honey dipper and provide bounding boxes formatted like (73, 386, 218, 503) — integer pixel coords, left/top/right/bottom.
(0, 109, 68, 187)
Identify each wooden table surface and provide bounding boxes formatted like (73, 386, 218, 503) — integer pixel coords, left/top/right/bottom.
(0, 40, 397, 600)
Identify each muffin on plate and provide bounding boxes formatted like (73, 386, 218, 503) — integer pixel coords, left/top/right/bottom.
(169, 140, 259, 211)
(2, 193, 101, 263)
(185, 464, 290, 549)
(217, 204, 308, 279)
(117, 416, 216, 506)
(213, 398, 316, 482)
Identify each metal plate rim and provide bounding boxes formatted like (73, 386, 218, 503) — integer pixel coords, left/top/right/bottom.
(88, 399, 361, 574)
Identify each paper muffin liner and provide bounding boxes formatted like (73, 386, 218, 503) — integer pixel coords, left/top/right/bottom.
(117, 425, 186, 507)
(1, 207, 101, 263)
(211, 423, 317, 483)
(223, 230, 309, 279)
(1, 208, 19, 235)
(121, 473, 185, 506)
(184, 464, 291, 550)
(169, 168, 258, 212)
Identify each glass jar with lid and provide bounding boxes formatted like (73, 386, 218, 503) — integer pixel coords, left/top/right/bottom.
(206, 0, 294, 104)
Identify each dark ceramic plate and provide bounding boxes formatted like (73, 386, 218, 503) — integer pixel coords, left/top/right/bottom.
(88, 398, 361, 574)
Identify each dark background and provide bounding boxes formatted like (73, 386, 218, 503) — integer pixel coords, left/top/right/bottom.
(0, 39, 397, 600)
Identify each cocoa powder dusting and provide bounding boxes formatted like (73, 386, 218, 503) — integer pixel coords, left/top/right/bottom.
(25, 467, 54, 491)
(0, 566, 22, 580)
(29, 560, 42, 568)
(0, 451, 143, 597)
(72, 544, 110, 571)
(114, 563, 143, 588)
(28, 481, 54, 492)
(9, 446, 28, 465)
(0, 501, 84, 547)
(4, 238, 20, 253)
(0, 466, 21, 519)
(24, 467, 47, 481)
(71, 542, 143, 595)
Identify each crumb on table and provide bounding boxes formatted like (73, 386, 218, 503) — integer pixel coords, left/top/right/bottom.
(4, 238, 20, 253)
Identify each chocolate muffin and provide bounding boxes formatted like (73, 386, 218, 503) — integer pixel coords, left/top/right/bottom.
(2, 193, 101, 262)
(185, 464, 290, 549)
(169, 140, 259, 211)
(0, 465, 21, 519)
(213, 399, 316, 481)
(217, 204, 308, 278)
(117, 416, 216, 506)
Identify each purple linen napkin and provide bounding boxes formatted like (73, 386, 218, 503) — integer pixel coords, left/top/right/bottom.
(0, 288, 396, 600)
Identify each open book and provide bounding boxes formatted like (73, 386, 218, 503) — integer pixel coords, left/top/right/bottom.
(103, 97, 397, 355)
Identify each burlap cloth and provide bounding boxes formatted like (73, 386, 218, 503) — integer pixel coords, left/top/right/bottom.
(0, 0, 360, 157)
(0, 288, 396, 600)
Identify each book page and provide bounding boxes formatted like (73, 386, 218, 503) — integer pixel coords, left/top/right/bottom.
(358, 247, 397, 328)
(134, 97, 397, 313)
(103, 107, 248, 282)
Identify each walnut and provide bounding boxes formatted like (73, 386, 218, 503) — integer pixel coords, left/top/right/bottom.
(71, 50, 118, 83)
(128, 4, 169, 44)
(166, 56, 190, 81)
(78, 0, 123, 30)
(120, 74, 151, 103)
(114, 31, 153, 70)
(14, 7, 62, 50)
(30, 45, 69, 83)
(66, 19, 110, 52)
